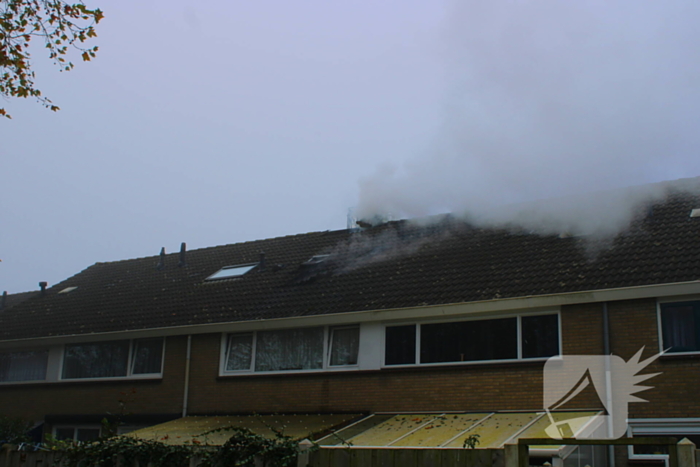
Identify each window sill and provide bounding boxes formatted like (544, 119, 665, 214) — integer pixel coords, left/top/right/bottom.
(59, 374, 163, 383)
(382, 356, 552, 370)
(0, 375, 163, 387)
(219, 366, 360, 378)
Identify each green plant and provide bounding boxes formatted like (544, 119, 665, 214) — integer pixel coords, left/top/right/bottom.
(46, 421, 311, 467)
(0, 415, 32, 444)
(463, 433, 480, 449)
(201, 426, 301, 467)
(50, 435, 194, 467)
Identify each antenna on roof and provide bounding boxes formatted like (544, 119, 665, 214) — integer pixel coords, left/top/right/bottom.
(156, 247, 166, 270)
(178, 243, 187, 268)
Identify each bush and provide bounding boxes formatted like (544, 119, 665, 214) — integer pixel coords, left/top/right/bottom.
(0, 416, 32, 445)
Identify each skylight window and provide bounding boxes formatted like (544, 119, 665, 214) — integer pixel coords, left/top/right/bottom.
(690, 208, 700, 218)
(305, 255, 329, 265)
(206, 264, 257, 281)
(58, 286, 78, 294)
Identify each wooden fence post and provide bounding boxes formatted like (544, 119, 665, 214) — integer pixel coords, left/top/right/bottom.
(297, 439, 314, 467)
(504, 444, 519, 467)
(678, 438, 696, 467)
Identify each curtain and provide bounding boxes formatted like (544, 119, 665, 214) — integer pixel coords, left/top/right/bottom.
(63, 341, 130, 379)
(255, 328, 323, 371)
(132, 338, 164, 374)
(329, 327, 359, 366)
(226, 334, 253, 371)
(663, 306, 696, 350)
(0, 350, 48, 382)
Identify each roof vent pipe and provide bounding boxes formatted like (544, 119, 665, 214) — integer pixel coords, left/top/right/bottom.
(39, 282, 47, 295)
(156, 247, 166, 270)
(178, 243, 187, 268)
(0, 291, 6, 310)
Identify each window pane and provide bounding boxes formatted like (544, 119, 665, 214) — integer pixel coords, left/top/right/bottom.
(226, 334, 253, 371)
(0, 350, 48, 382)
(421, 318, 517, 363)
(63, 341, 130, 379)
(55, 428, 75, 441)
(330, 327, 359, 366)
(522, 314, 560, 358)
(661, 304, 699, 352)
(76, 428, 101, 442)
(385, 325, 416, 365)
(132, 338, 164, 374)
(255, 328, 323, 371)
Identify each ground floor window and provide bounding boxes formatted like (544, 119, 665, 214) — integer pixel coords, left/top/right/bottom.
(385, 313, 559, 366)
(54, 426, 101, 443)
(628, 420, 700, 460)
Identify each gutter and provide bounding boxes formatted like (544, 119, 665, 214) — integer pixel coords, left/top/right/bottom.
(2, 280, 699, 348)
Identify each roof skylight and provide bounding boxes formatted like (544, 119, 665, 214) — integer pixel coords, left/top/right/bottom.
(58, 286, 78, 294)
(690, 208, 700, 218)
(206, 264, 257, 281)
(305, 255, 329, 265)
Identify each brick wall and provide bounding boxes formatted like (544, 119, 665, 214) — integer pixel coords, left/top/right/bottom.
(0, 335, 187, 423)
(187, 328, 546, 413)
(2, 297, 699, 425)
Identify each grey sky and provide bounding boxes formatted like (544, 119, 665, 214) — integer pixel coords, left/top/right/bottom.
(2, 0, 700, 294)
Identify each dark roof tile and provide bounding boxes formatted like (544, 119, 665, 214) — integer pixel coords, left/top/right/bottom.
(2, 185, 700, 340)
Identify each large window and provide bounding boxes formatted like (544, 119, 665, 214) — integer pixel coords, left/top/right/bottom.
(660, 301, 700, 353)
(62, 338, 164, 379)
(0, 349, 49, 382)
(223, 326, 360, 374)
(385, 313, 559, 366)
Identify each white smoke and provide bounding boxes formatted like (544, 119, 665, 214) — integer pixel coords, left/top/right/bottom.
(357, 0, 700, 235)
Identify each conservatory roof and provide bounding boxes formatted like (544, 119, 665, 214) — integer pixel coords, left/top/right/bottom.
(126, 411, 601, 449)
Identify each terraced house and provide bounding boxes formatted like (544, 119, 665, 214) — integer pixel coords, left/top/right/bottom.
(2, 178, 700, 465)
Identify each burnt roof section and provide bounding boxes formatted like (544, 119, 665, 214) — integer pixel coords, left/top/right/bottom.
(2, 183, 700, 340)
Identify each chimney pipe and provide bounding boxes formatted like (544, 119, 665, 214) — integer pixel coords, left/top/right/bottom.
(1, 291, 6, 310)
(259, 252, 266, 271)
(156, 247, 166, 270)
(39, 282, 48, 295)
(178, 242, 187, 268)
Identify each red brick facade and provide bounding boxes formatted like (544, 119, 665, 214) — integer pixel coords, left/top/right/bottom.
(1, 298, 698, 429)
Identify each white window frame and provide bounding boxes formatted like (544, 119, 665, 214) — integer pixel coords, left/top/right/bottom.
(59, 338, 165, 382)
(657, 297, 700, 356)
(380, 310, 561, 369)
(627, 418, 700, 465)
(220, 325, 361, 376)
(206, 263, 257, 281)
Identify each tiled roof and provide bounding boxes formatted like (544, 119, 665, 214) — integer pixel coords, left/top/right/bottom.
(2, 182, 700, 340)
(0, 290, 40, 311)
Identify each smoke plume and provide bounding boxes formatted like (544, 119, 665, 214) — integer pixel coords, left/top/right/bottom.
(357, 0, 700, 236)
